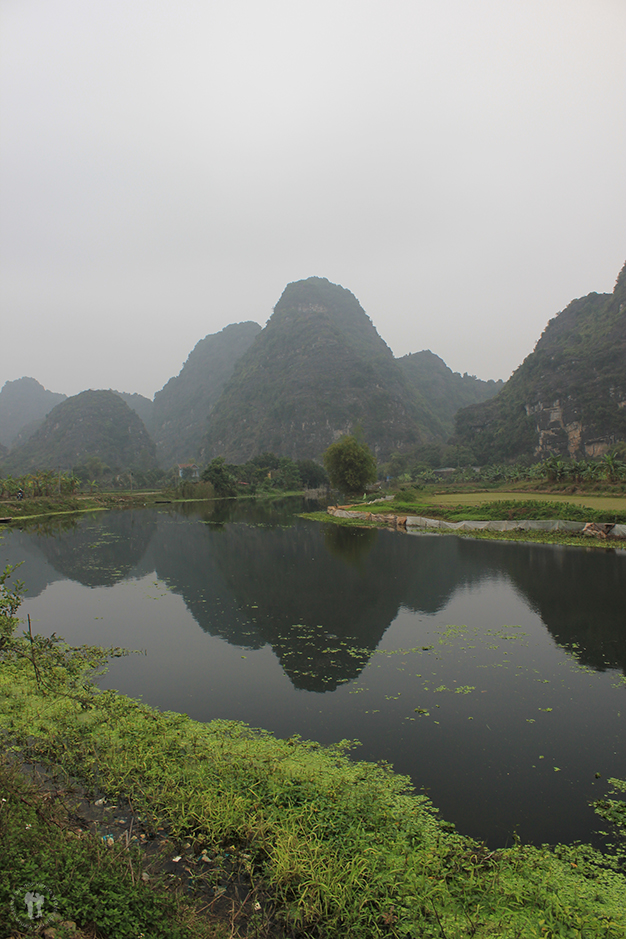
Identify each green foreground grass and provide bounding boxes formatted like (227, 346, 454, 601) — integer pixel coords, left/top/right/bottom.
(0, 491, 165, 522)
(1, 649, 626, 938)
(0, 755, 196, 939)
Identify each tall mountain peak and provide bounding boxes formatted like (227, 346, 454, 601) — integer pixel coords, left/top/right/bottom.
(0, 377, 66, 448)
(203, 277, 436, 462)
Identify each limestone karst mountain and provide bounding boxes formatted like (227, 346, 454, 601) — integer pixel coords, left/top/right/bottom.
(0, 377, 66, 448)
(397, 350, 502, 438)
(203, 277, 441, 462)
(151, 321, 262, 467)
(113, 391, 154, 432)
(454, 260, 626, 462)
(3, 389, 157, 474)
(9, 260, 622, 474)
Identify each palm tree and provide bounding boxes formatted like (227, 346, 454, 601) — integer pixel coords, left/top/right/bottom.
(602, 452, 626, 482)
(542, 455, 566, 482)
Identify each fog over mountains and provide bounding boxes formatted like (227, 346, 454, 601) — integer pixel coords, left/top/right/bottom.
(1, 264, 624, 473)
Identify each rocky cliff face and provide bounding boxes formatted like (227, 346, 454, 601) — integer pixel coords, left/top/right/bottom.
(151, 321, 261, 467)
(454, 261, 626, 462)
(203, 277, 437, 462)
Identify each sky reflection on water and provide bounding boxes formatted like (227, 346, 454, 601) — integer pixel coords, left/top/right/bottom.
(3, 499, 625, 849)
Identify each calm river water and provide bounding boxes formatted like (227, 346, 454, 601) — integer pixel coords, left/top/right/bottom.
(3, 498, 625, 849)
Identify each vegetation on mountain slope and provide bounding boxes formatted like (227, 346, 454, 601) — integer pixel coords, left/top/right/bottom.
(204, 278, 441, 463)
(4, 260, 625, 474)
(398, 349, 502, 436)
(0, 377, 66, 448)
(152, 321, 261, 468)
(454, 260, 626, 463)
(2, 390, 157, 475)
(113, 390, 155, 430)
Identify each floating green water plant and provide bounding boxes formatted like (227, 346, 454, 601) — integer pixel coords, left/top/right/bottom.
(1, 566, 626, 937)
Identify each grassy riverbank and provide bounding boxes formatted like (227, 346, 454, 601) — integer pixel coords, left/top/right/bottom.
(0, 491, 168, 522)
(0, 488, 311, 525)
(1, 643, 626, 937)
(302, 510, 611, 548)
(420, 490, 626, 513)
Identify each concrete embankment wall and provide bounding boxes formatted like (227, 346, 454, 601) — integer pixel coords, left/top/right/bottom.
(404, 516, 626, 538)
(326, 507, 626, 539)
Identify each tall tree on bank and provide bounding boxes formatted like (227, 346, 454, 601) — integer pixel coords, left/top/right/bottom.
(323, 436, 377, 494)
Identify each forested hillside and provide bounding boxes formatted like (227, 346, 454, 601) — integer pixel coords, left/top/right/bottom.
(6, 262, 621, 475)
(454, 260, 626, 462)
(3, 390, 157, 474)
(113, 391, 154, 432)
(0, 377, 66, 448)
(398, 350, 502, 436)
(151, 321, 261, 467)
(203, 278, 441, 462)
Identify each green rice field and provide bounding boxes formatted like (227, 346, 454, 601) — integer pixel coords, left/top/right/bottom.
(424, 490, 626, 512)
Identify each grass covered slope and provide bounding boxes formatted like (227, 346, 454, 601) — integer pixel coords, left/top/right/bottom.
(0, 756, 194, 939)
(1, 605, 625, 937)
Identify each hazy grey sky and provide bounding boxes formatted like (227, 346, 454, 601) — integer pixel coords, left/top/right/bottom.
(2, 0, 625, 399)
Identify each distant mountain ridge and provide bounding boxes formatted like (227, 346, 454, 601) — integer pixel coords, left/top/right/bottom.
(454, 260, 626, 462)
(0, 377, 66, 448)
(203, 277, 441, 462)
(0, 276, 521, 474)
(151, 321, 261, 467)
(398, 350, 503, 437)
(3, 390, 157, 474)
(113, 391, 154, 432)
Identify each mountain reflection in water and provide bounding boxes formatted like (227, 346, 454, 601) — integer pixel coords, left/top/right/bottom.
(5, 499, 626, 685)
(4, 498, 626, 849)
